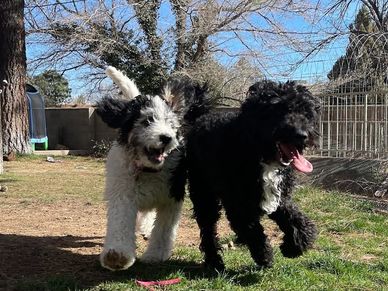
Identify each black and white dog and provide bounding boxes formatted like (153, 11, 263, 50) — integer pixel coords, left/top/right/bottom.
(96, 67, 209, 271)
(186, 80, 321, 271)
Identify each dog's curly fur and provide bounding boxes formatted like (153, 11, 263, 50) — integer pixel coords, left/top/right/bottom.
(186, 80, 321, 271)
(96, 67, 211, 271)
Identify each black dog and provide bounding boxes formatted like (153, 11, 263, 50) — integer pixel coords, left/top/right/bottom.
(186, 80, 321, 271)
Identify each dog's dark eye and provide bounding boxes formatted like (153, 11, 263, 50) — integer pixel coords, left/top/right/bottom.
(142, 116, 154, 127)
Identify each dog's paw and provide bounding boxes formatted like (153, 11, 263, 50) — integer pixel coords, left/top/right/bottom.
(140, 248, 171, 263)
(100, 249, 136, 271)
(204, 254, 225, 272)
(280, 224, 317, 258)
(250, 245, 274, 268)
(280, 242, 304, 258)
(252, 256, 273, 268)
(279, 234, 311, 258)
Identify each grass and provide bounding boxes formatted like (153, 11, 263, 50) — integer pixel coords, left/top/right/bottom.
(1, 155, 387, 291)
(1, 155, 105, 203)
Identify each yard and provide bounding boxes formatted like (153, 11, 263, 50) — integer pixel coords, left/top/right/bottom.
(0, 156, 387, 290)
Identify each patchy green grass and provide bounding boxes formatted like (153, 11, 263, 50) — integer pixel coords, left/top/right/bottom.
(0, 156, 387, 291)
(83, 188, 387, 291)
(0, 155, 105, 203)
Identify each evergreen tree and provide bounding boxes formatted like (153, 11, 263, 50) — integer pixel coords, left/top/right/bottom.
(328, 5, 387, 93)
(30, 70, 71, 107)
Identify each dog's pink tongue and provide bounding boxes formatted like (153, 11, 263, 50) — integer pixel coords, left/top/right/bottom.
(291, 149, 313, 173)
(280, 144, 313, 173)
(156, 154, 164, 163)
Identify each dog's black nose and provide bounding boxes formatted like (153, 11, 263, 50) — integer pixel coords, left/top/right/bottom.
(295, 129, 308, 139)
(159, 135, 172, 145)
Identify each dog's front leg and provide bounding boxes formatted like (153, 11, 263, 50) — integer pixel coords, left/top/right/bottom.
(268, 197, 317, 258)
(140, 200, 183, 263)
(224, 199, 273, 268)
(100, 194, 137, 271)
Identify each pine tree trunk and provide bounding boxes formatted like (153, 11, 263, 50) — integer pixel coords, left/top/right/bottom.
(0, 0, 31, 154)
(0, 84, 3, 173)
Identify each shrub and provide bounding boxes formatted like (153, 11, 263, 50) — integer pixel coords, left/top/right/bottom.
(91, 139, 113, 158)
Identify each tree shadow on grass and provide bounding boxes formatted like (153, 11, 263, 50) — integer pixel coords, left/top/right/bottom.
(0, 178, 19, 184)
(0, 234, 239, 291)
(0, 234, 104, 290)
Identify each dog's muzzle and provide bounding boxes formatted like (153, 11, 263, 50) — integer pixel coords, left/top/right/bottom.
(276, 142, 313, 173)
(144, 146, 168, 164)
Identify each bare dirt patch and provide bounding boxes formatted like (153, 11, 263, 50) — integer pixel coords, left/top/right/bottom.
(0, 197, 239, 289)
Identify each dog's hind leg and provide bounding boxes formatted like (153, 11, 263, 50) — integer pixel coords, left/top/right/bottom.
(268, 197, 317, 258)
(190, 189, 224, 271)
(140, 200, 183, 263)
(136, 210, 156, 240)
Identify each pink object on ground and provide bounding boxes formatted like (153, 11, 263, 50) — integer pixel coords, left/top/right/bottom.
(136, 278, 182, 290)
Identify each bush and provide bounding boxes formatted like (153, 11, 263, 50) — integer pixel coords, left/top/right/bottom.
(91, 139, 113, 158)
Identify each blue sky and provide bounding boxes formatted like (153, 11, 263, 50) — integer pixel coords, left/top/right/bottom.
(26, 0, 361, 98)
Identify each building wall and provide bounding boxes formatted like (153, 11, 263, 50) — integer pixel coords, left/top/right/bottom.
(44, 107, 232, 151)
(45, 107, 117, 150)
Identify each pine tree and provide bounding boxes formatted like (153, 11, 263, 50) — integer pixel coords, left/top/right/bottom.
(30, 70, 71, 107)
(328, 5, 387, 93)
(0, 0, 31, 154)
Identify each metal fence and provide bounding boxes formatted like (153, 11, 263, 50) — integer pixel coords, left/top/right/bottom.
(312, 89, 388, 159)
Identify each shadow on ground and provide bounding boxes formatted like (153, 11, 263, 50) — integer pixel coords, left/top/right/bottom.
(0, 234, 227, 290)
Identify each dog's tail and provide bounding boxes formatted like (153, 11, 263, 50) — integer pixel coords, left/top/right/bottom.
(106, 66, 140, 99)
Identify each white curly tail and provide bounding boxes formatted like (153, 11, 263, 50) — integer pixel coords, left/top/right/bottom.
(105, 66, 140, 99)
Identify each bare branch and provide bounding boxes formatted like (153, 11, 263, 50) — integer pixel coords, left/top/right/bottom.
(25, 0, 340, 97)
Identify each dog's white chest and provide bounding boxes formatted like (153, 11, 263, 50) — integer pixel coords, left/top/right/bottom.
(105, 144, 178, 210)
(133, 150, 181, 209)
(260, 163, 282, 214)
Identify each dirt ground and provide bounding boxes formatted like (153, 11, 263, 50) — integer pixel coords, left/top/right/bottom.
(0, 198, 107, 289)
(0, 196, 283, 289)
(0, 157, 282, 290)
(1, 156, 387, 290)
(0, 162, 284, 290)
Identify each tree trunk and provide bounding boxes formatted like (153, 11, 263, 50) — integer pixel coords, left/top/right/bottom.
(171, 0, 188, 71)
(0, 0, 31, 154)
(0, 84, 3, 174)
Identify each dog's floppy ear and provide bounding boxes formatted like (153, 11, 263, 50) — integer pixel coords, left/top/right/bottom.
(161, 80, 186, 113)
(96, 98, 132, 128)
